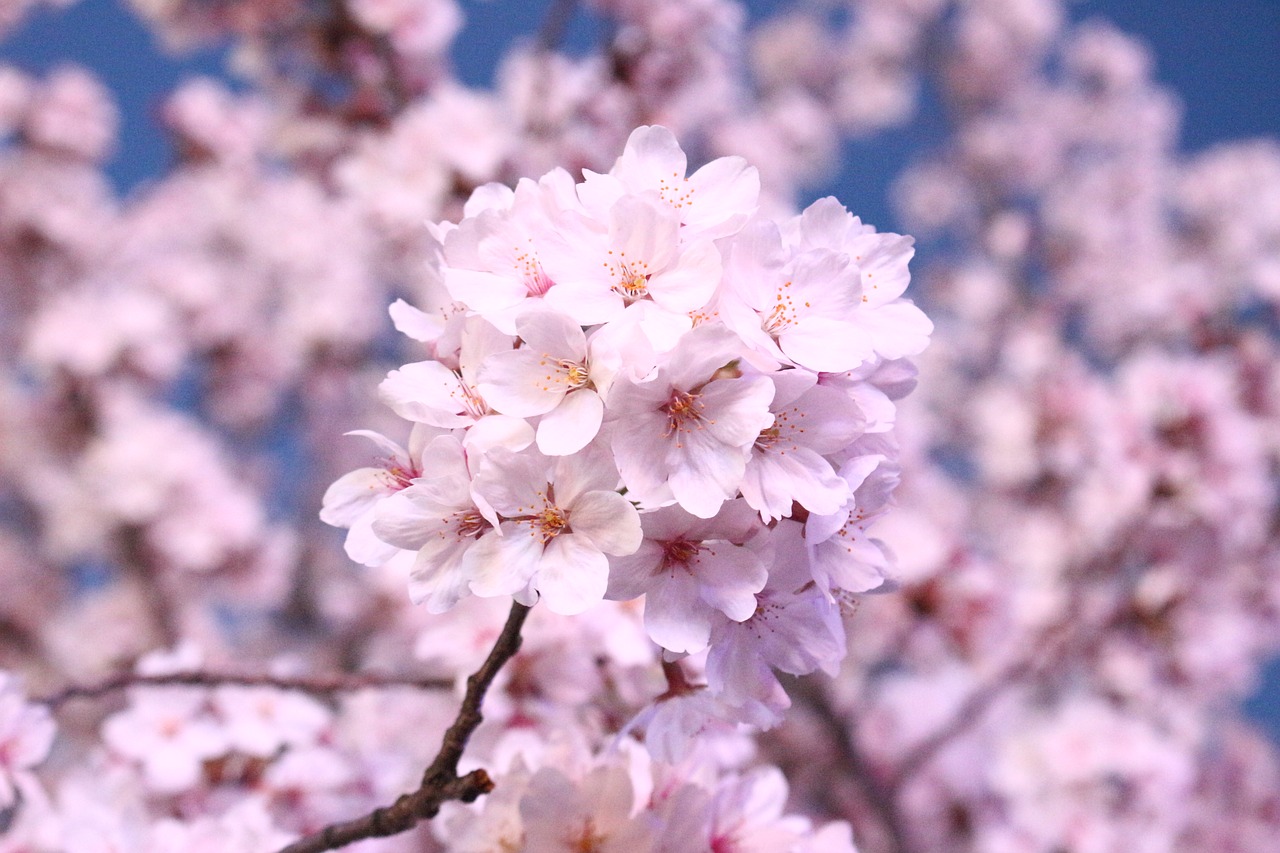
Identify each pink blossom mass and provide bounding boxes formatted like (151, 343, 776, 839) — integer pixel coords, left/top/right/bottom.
(1, 0, 1279, 851)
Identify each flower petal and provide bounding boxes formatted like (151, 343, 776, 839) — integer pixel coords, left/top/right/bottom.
(568, 490, 642, 556)
(534, 533, 608, 615)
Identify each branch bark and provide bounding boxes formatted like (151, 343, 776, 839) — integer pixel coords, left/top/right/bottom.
(276, 600, 532, 853)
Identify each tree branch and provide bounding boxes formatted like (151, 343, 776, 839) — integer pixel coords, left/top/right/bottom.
(790, 677, 912, 853)
(276, 600, 532, 853)
(41, 670, 453, 710)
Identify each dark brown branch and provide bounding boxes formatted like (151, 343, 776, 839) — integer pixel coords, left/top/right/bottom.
(41, 670, 454, 710)
(277, 600, 532, 853)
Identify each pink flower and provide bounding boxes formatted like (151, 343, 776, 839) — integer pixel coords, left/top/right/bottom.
(740, 370, 866, 523)
(101, 689, 229, 793)
(211, 685, 331, 757)
(379, 316, 534, 453)
(372, 433, 497, 612)
(466, 447, 643, 614)
(519, 764, 655, 852)
(539, 191, 724, 332)
(0, 674, 55, 810)
(606, 500, 767, 655)
(580, 125, 761, 242)
(609, 325, 775, 518)
(476, 309, 607, 456)
(319, 425, 437, 568)
(440, 169, 580, 331)
(706, 523, 846, 727)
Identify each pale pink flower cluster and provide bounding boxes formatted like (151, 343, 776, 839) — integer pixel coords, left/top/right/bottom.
(325, 124, 929, 731)
(0, 674, 55, 812)
(436, 731, 857, 852)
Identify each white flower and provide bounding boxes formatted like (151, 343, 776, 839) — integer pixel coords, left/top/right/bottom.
(706, 523, 846, 727)
(211, 685, 331, 757)
(609, 325, 775, 518)
(740, 370, 865, 522)
(520, 764, 654, 852)
(466, 447, 643, 614)
(540, 191, 723, 332)
(580, 124, 761, 242)
(477, 309, 606, 456)
(372, 433, 497, 612)
(319, 425, 438, 567)
(101, 690, 229, 793)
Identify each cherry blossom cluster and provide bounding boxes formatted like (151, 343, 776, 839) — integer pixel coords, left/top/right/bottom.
(323, 123, 930, 733)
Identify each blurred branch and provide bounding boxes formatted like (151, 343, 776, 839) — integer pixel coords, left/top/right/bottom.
(889, 524, 1148, 789)
(790, 676, 911, 853)
(536, 0, 579, 52)
(276, 600, 531, 853)
(42, 670, 453, 710)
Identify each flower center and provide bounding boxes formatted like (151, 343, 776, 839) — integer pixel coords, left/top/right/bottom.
(531, 505, 570, 542)
(660, 389, 704, 436)
(761, 281, 804, 337)
(454, 374, 489, 420)
(525, 263, 555, 297)
(557, 359, 591, 390)
(516, 246, 555, 297)
(661, 538, 705, 570)
(454, 509, 488, 539)
(381, 459, 418, 490)
(608, 258, 652, 303)
(754, 425, 781, 450)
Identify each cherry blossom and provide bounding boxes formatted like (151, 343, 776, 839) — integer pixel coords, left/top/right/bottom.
(466, 447, 643, 614)
(608, 324, 777, 518)
(0, 674, 55, 810)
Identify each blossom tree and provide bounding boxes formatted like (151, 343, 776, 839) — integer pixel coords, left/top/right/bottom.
(1, 0, 1279, 851)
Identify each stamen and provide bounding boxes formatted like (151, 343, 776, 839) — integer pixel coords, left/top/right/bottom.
(660, 389, 704, 436)
(609, 261, 651, 302)
(557, 359, 591, 390)
(454, 510, 487, 539)
(754, 425, 781, 450)
(532, 506, 570, 543)
(380, 459, 418, 490)
(661, 538, 705, 570)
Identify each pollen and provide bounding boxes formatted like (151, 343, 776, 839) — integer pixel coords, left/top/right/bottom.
(660, 389, 705, 436)
(610, 259, 652, 302)
(762, 282, 800, 336)
(557, 359, 591, 389)
(656, 173, 694, 212)
(661, 538, 705, 570)
(532, 505, 570, 542)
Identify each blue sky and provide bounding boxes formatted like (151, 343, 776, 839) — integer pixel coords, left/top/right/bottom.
(4, 0, 1277, 204)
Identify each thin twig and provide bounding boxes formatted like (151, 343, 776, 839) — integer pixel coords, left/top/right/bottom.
(40, 670, 454, 710)
(888, 524, 1147, 789)
(276, 600, 532, 853)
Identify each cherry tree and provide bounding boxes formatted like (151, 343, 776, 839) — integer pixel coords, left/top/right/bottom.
(0, 0, 1278, 851)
